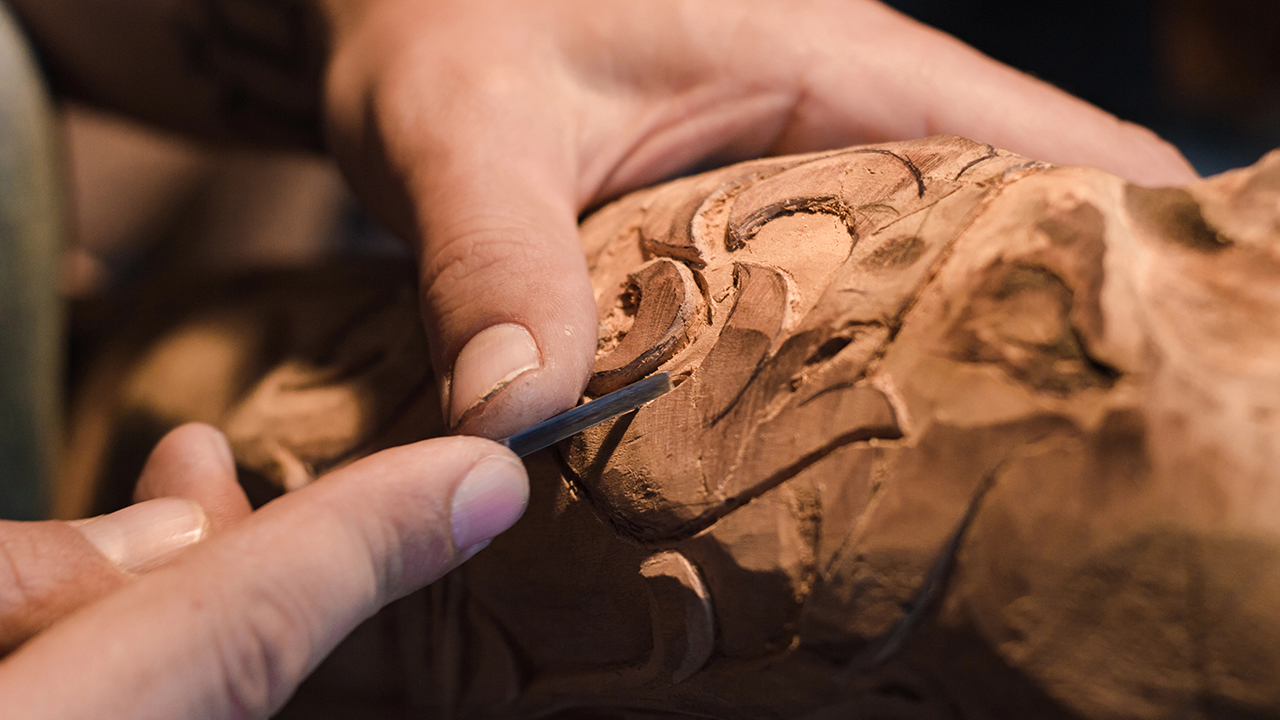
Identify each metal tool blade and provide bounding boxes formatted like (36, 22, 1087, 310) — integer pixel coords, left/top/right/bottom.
(499, 372, 674, 457)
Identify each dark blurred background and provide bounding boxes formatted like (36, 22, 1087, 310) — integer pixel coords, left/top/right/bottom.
(886, 0, 1279, 175)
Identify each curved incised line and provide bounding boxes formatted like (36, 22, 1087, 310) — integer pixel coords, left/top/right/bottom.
(565, 145, 1042, 548)
(837, 464, 1001, 675)
(849, 148, 926, 198)
(725, 195, 858, 251)
(954, 144, 999, 181)
(557, 417, 902, 546)
(721, 147, 933, 252)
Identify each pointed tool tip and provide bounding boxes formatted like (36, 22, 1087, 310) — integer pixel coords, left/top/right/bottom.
(500, 372, 675, 457)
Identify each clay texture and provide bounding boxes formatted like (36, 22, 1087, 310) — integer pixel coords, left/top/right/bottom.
(63, 136, 1280, 719)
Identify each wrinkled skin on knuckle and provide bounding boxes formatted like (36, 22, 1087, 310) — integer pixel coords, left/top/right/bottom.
(420, 230, 546, 325)
(340, 489, 450, 606)
(372, 510, 458, 602)
(210, 578, 323, 717)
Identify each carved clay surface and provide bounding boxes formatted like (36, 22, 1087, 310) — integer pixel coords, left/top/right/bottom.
(63, 136, 1280, 719)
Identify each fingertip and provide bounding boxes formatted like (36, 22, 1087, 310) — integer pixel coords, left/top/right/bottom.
(364, 434, 531, 541)
(135, 424, 234, 497)
(1115, 122, 1201, 187)
(134, 423, 251, 531)
(448, 453, 529, 552)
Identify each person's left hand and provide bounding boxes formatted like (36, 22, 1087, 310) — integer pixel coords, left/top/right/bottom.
(0, 423, 528, 718)
(0, 425, 242, 655)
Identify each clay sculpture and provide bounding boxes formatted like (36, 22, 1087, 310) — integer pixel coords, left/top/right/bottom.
(62, 136, 1280, 719)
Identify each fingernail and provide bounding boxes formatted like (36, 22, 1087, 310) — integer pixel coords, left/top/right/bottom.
(450, 455, 529, 551)
(449, 323, 541, 427)
(73, 498, 210, 574)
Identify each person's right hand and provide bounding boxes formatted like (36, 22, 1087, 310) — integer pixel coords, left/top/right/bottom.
(319, 0, 1200, 446)
(0, 423, 528, 719)
(7, 0, 1202, 448)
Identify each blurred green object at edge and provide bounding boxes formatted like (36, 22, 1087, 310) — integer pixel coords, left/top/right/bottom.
(0, 0, 63, 520)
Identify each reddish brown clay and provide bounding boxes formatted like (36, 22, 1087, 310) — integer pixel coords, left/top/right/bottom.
(64, 136, 1280, 719)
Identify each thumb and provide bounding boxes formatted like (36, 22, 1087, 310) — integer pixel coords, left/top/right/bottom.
(415, 143, 598, 438)
(322, 7, 597, 439)
(0, 436, 528, 719)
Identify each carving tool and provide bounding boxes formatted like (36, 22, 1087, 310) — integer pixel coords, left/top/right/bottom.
(500, 372, 673, 457)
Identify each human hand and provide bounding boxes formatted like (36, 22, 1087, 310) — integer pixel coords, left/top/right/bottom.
(0, 424, 527, 718)
(318, 0, 1198, 439)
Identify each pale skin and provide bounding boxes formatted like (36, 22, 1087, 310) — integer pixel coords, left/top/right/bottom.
(1, 0, 1198, 716)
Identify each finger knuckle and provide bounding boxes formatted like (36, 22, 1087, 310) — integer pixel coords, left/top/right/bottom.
(428, 226, 536, 284)
(211, 583, 317, 716)
(420, 227, 542, 319)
